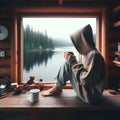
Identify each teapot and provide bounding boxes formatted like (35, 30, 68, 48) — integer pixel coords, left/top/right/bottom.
(0, 76, 10, 96)
(0, 84, 6, 95)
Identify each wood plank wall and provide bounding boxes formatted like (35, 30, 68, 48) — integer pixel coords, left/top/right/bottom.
(0, 5, 11, 78)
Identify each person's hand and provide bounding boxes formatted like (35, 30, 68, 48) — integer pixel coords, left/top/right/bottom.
(64, 52, 75, 61)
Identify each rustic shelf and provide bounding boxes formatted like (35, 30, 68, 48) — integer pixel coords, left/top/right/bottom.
(113, 5, 120, 13)
(113, 21, 120, 28)
(114, 51, 120, 56)
(113, 60, 120, 67)
(113, 51, 120, 67)
(113, 60, 120, 65)
(111, 3, 120, 71)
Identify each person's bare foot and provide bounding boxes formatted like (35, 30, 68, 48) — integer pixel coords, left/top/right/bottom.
(40, 85, 62, 96)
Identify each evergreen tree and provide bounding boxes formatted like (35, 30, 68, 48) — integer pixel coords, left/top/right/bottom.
(23, 24, 54, 51)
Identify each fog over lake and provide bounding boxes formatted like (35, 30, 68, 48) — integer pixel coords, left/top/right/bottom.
(23, 18, 96, 82)
(23, 46, 79, 82)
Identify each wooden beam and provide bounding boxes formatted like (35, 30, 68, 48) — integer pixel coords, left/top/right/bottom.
(58, 0, 63, 5)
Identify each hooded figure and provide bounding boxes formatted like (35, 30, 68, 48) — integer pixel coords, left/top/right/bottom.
(70, 24, 106, 103)
(40, 24, 106, 104)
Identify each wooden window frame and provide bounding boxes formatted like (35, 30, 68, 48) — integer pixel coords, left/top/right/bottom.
(11, 6, 108, 87)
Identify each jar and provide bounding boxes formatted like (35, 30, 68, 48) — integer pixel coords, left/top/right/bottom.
(118, 42, 120, 52)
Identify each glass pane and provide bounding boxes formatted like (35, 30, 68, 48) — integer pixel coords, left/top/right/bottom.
(23, 18, 96, 82)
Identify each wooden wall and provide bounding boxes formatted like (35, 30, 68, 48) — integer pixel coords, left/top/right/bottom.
(107, 2, 120, 90)
(0, 4, 12, 78)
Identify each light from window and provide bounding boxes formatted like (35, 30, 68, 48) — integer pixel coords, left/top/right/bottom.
(23, 18, 96, 82)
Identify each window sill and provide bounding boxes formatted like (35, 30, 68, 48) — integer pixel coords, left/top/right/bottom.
(41, 82, 72, 90)
(20, 82, 72, 91)
(0, 89, 120, 120)
(0, 89, 120, 110)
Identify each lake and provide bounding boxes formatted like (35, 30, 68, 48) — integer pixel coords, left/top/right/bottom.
(23, 46, 80, 82)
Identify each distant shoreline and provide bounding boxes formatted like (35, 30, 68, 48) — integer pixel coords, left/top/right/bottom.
(26, 48, 54, 53)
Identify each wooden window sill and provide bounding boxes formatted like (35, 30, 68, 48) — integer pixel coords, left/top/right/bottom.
(0, 89, 120, 111)
(20, 82, 72, 91)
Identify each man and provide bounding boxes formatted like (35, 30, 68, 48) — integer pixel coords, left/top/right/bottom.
(40, 24, 106, 104)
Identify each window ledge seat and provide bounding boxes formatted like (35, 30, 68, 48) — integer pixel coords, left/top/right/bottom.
(0, 89, 120, 110)
(0, 89, 120, 120)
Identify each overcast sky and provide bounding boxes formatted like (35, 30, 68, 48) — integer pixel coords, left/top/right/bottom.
(23, 18, 96, 41)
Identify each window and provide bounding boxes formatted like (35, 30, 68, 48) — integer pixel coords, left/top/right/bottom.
(12, 7, 107, 84)
(23, 18, 96, 82)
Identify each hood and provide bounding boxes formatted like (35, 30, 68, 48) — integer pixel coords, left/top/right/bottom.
(70, 24, 96, 55)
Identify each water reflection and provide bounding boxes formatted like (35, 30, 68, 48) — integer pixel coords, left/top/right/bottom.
(23, 47, 79, 81)
(24, 50, 55, 71)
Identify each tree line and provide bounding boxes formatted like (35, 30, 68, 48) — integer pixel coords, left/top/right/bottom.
(23, 24, 96, 51)
(24, 24, 54, 51)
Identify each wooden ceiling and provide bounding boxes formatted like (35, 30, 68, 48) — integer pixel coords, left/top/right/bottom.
(0, 0, 115, 4)
(0, 0, 119, 7)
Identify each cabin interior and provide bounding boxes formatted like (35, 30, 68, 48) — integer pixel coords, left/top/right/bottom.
(0, 0, 120, 120)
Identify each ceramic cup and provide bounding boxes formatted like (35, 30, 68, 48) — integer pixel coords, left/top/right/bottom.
(11, 82, 18, 91)
(65, 51, 74, 55)
(27, 89, 40, 103)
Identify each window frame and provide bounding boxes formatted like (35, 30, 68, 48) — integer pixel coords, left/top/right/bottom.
(11, 6, 108, 86)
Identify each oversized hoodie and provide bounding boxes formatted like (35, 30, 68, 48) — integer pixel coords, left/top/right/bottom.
(70, 24, 106, 103)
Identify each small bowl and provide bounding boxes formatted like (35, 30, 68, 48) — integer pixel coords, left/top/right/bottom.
(11, 82, 18, 91)
(14, 85, 23, 94)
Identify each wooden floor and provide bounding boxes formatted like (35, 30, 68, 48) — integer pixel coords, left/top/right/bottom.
(0, 89, 120, 120)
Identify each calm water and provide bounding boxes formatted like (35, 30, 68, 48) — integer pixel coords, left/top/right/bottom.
(23, 47, 79, 82)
